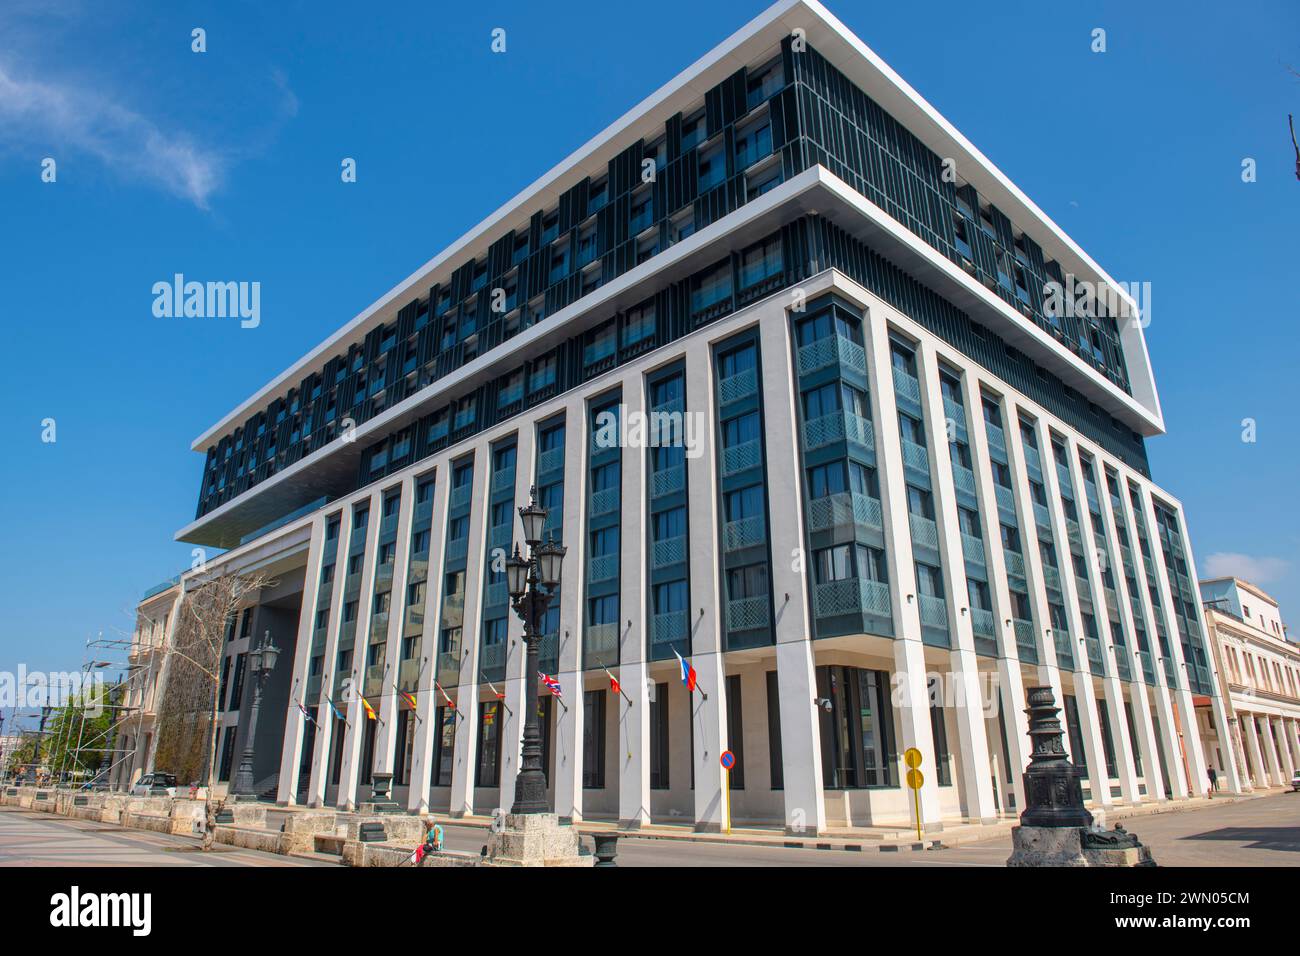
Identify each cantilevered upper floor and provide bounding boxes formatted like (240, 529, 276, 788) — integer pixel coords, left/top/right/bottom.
(180, 0, 1162, 548)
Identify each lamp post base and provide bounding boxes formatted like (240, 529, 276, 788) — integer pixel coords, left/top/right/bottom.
(483, 813, 594, 867)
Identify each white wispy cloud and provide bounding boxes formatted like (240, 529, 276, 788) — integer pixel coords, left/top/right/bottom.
(1202, 552, 1292, 586)
(0, 61, 225, 209)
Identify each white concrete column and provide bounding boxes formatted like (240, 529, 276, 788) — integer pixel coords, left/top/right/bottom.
(616, 372, 650, 828)
(1135, 486, 1209, 797)
(1111, 470, 1185, 798)
(407, 466, 450, 813)
(1001, 405, 1068, 769)
(553, 401, 588, 822)
(306, 510, 353, 807)
(684, 338, 727, 832)
(1272, 716, 1295, 783)
(496, 425, 536, 815)
(915, 339, 996, 823)
(1243, 714, 1268, 789)
(1286, 718, 1300, 777)
(1262, 715, 1285, 786)
(1034, 423, 1110, 808)
(1094, 456, 1163, 803)
(1064, 442, 1139, 805)
(448, 449, 490, 816)
(1229, 719, 1253, 792)
(374, 476, 418, 778)
(337, 490, 384, 810)
(774, 640, 825, 833)
(964, 375, 1029, 813)
(276, 515, 328, 804)
(863, 311, 939, 826)
(758, 304, 824, 834)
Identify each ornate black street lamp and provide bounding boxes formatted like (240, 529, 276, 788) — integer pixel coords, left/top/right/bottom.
(505, 487, 566, 814)
(232, 630, 280, 799)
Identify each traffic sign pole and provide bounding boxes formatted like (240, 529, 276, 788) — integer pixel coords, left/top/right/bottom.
(720, 750, 736, 835)
(904, 747, 924, 842)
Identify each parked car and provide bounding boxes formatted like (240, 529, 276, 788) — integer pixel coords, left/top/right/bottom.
(1290, 770, 1300, 792)
(130, 772, 177, 797)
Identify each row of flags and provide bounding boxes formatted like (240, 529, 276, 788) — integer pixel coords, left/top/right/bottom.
(297, 650, 706, 724)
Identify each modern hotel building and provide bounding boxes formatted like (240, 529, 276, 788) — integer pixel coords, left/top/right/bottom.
(157, 0, 1242, 831)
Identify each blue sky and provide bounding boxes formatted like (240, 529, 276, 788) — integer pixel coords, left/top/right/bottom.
(1, 0, 1296, 690)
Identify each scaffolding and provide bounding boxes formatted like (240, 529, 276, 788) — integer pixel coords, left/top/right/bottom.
(51, 632, 143, 789)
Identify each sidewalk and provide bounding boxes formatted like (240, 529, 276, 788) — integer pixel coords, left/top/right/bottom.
(409, 790, 1260, 854)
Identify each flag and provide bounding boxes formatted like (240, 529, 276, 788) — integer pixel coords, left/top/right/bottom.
(361, 697, 377, 721)
(603, 667, 621, 697)
(408, 843, 426, 866)
(326, 696, 346, 722)
(401, 691, 418, 711)
(540, 672, 562, 698)
(673, 649, 697, 693)
(297, 702, 316, 724)
(435, 681, 454, 706)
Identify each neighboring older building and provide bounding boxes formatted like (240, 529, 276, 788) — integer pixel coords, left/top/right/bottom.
(112, 581, 183, 790)
(1199, 577, 1300, 791)
(136, 0, 1241, 831)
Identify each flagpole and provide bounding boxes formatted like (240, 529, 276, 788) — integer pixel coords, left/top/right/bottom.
(603, 666, 632, 707)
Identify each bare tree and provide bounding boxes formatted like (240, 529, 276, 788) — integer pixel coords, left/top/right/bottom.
(153, 569, 274, 850)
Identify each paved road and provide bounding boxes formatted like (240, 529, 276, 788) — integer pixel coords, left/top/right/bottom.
(0, 810, 333, 867)
(427, 792, 1300, 866)
(3, 792, 1297, 866)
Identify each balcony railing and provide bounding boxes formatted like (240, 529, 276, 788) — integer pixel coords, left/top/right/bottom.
(436, 651, 461, 687)
(813, 578, 891, 619)
(589, 487, 619, 516)
(971, 607, 996, 638)
(584, 623, 619, 668)
(538, 632, 560, 673)
(1004, 549, 1027, 581)
(445, 537, 468, 562)
(910, 515, 940, 551)
(538, 446, 564, 476)
(491, 469, 516, 493)
(364, 663, 384, 697)
(479, 641, 506, 674)
(721, 438, 762, 476)
(960, 532, 985, 566)
(726, 595, 769, 632)
(994, 484, 1016, 514)
(942, 398, 965, 431)
(1013, 619, 1038, 661)
(589, 553, 619, 583)
(651, 534, 686, 569)
(488, 523, 512, 551)
(806, 492, 883, 533)
(797, 335, 867, 378)
(892, 366, 921, 404)
(651, 610, 689, 652)
(803, 411, 874, 452)
(484, 582, 507, 608)
(1042, 564, 1062, 594)
(985, 422, 1006, 455)
(651, 464, 685, 497)
(1033, 502, 1051, 529)
(398, 657, 421, 691)
(449, 484, 472, 510)
(724, 514, 766, 551)
(952, 464, 977, 496)
(917, 594, 948, 630)
(718, 368, 758, 406)
(901, 439, 930, 479)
